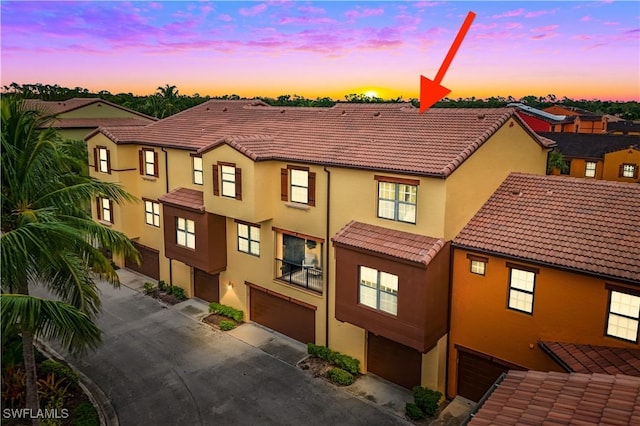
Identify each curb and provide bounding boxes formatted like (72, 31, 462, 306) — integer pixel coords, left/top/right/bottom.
(35, 341, 119, 426)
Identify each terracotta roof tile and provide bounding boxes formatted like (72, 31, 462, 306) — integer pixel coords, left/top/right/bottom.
(50, 117, 154, 128)
(22, 98, 156, 121)
(90, 100, 553, 177)
(540, 342, 640, 377)
(469, 371, 640, 426)
(158, 187, 204, 212)
(331, 221, 445, 266)
(453, 173, 640, 283)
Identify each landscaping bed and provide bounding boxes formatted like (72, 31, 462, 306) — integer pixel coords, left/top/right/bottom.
(143, 281, 186, 305)
(202, 302, 244, 331)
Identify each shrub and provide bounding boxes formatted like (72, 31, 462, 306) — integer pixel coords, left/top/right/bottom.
(307, 343, 330, 360)
(219, 320, 236, 331)
(1, 365, 26, 407)
(165, 285, 173, 295)
(158, 280, 166, 291)
(172, 286, 186, 300)
(412, 386, 442, 417)
(209, 302, 244, 322)
(326, 368, 354, 386)
(41, 359, 79, 387)
(307, 344, 360, 375)
(72, 402, 99, 426)
(143, 282, 156, 295)
(37, 373, 70, 406)
(405, 402, 425, 421)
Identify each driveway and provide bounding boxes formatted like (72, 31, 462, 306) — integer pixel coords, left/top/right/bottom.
(37, 279, 410, 426)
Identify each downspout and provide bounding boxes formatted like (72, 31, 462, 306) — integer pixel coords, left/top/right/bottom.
(161, 148, 173, 286)
(324, 166, 331, 348)
(445, 242, 455, 400)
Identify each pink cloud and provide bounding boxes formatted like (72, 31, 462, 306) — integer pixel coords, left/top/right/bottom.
(530, 33, 556, 40)
(492, 8, 524, 19)
(297, 6, 325, 14)
(581, 16, 592, 22)
(504, 22, 523, 30)
(217, 14, 232, 22)
(412, 1, 440, 7)
(603, 21, 620, 26)
(345, 8, 384, 20)
(572, 34, 592, 41)
(239, 3, 267, 17)
(524, 9, 556, 18)
(279, 16, 336, 25)
(531, 25, 559, 32)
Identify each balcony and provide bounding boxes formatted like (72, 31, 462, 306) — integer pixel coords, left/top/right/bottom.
(275, 258, 323, 293)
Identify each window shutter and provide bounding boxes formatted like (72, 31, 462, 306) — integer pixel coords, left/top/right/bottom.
(96, 198, 101, 220)
(634, 166, 639, 179)
(212, 165, 220, 196)
(280, 168, 288, 201)
(153, 151, 159, 177)
(93, 148, 98, 172)
(138, 150, 144, 175)
(308, 171, 316, 207)
(106, 150, 112, 174)
(235, 168, 243, 200)
(109, 199, 114, 223)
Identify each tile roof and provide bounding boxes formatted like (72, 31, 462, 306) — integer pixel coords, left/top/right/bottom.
(22, 98, 156, 120)
(331, 221, 446, 267)
(453, 173, 640, 284)
(50, 117, 154, 128)
(89, 100, 554, 177)
(468, 370, 640, 426)
(541, 132, 640, 159)
(158, 187, 204, 212)
(608, 121, 640, 134)
(539, 341, 640, 377)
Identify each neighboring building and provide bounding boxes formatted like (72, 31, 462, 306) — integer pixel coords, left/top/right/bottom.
(542, 132, 640, 182)
(507, 103, 566, 133)
(23, 98, 156, 140)
(607, 120, 640, 136)
(544, 104, 607, 134)
(468, 371, 640, 425)
(448, 173, 640, 402)
(85, 100, 553, 392)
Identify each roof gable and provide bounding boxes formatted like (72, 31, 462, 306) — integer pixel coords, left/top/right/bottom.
(22, 98, 156, 121)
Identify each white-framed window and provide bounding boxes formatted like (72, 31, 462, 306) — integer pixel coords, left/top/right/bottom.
(606, 290, 639, 342)
(97, 147, 109, 173)
(97, 197, 113, 224)
(585, 161, 597, 178)
(144, 200, 160, 227)
(359, 266, 398, 316)
(221, 165, 236, 197)
(176, 217, 195, 249)
(237, 223, 260, 256)
(620, 163, 638, 179)
(377, 181, 417, 224)
(290, 169, 309, 204)
(508, 267, 536, 314)
(471, 260, 486, 275)
(193, 157, 203, 185)
(140, 148, 158, 177)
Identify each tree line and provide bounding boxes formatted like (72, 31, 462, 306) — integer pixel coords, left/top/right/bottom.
(3, 82, 639, 120)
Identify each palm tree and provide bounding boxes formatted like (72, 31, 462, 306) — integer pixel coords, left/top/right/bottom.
(1, 96, 139, 421)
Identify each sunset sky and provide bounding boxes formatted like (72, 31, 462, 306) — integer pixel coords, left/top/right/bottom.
(2, 1, 639, 101)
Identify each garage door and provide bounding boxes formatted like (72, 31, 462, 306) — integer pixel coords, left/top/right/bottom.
(194, 269, 219, 303)
(457, 348, 522, 402)
(250, 287, 315, 344)
(367, 333, 422, 389)
(125, 242, 160, 280)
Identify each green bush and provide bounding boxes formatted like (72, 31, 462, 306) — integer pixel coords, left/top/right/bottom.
(209, 302, 244, 322)
(172, 286, 186, 300)
(326, 368, 354, 386)
(405, 402, 425, 421)
(307, 343, 330, 360)
(165, 285, 173, 295)
(307, 344, 360, 375)
(219, 320, 236, 331)
(143, 282, 156, 294)
(412, 386, 442, 417)
(158, 280, 166, 291)
(41, 359, 79, 387)
(72, 402, 99, 426)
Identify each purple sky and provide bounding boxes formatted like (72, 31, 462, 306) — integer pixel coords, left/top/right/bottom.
(2, 1, 639, 101)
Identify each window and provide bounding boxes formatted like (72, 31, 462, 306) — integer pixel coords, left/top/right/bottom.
(176, 217, 195, 249)
(193, 157, 203, 185)
(376, 178, 418, 224)
(507, 266, 537, 314)
(139, 148, 158, 177)
(94, 146, 110, 173)
(144, 200, 160, 227)
(606, 290, 639, 342)
(620, 163, 638, 179)
(280, 166, 316, 206)
(359, 266, 398, 315)
(237, 222, 260, 256)
(96, 197, 113, 224)
(212, 163, 242, 200)
(467, 254, 488, 275)
(585, 161, 596, 178)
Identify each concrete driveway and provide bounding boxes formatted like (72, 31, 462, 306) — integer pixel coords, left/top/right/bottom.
(38, 278, 410, 426)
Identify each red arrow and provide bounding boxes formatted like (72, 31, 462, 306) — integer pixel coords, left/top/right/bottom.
(420, 11, 476, 113)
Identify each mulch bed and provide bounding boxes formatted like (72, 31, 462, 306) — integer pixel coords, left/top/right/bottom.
(202, 313, 241, 329)
(298, 356, 337, 379)
(144, 289, 182, 305)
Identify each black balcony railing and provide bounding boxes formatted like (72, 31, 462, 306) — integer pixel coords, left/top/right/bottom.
(275, 258, 323, 293)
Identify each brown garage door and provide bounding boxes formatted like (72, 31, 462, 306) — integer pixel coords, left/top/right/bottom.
(457, 348, 522, 402)
(367, 332, 422, 389)
(250, 287, 315, 344)
(194, 269, 219, 303)
(125, 242, 160, 280)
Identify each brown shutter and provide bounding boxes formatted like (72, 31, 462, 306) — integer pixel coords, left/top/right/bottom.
(212, 165, 220, 196)
(153, 151, 159, 177)
(235, 168, 242, 200)
(109, 199, 114, 223)
(93, 148, 98, 172)
(138, 150, 144, 174)
(106, 150, 112, 174)
(619, 164, 624, 177)
(96, 198, 101, 220)
(280, 168, 288, 201)
(635, 166, 639, 179)
(308, 171, 316, 207)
